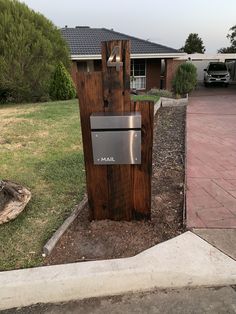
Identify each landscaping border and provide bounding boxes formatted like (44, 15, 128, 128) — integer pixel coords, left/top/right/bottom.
(161, 95, 188, 107)
(43, 195, 88, 256)
(183, 99, 188, 224)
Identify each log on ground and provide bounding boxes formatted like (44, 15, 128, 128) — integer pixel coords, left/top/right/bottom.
(0, 180, 31, 224)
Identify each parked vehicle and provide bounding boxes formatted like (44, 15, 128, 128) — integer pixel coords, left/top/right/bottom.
(204, 62, 230, 87)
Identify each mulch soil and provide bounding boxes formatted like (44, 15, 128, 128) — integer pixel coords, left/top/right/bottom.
(44, 106, 186, 266)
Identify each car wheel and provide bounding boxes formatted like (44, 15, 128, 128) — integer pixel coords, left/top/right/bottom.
(224, 83, 229, 88)
(204, 82, 208, 87)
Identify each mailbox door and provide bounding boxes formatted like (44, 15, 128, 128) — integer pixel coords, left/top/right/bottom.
(91, 130, 141, 165)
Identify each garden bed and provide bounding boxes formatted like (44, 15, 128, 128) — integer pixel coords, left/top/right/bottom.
(44, 106, 186, 266)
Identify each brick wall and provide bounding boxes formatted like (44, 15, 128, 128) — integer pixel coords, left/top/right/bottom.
(71, 61, 89, 91)
(164, 59, 185, 90)
(71, 60, 102, 86)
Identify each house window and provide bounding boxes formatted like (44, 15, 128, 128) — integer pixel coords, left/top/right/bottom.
(130, 59, 146, 90)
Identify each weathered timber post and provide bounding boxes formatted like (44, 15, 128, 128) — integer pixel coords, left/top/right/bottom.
(77, 40, 153, 221)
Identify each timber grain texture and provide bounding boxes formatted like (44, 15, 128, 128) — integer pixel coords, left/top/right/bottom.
(77, 40, 153, 221)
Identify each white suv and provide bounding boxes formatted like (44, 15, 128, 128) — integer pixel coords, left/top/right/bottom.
(204, 62, 230, 87)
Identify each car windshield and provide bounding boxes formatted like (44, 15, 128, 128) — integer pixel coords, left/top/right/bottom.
(208, 63, 227, 71)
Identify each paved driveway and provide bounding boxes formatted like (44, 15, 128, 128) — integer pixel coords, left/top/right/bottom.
(186, 87, 236, 228)
(190, 84, 236, 97)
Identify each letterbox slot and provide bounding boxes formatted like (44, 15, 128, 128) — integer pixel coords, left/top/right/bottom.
(91, 128, 141, 132)
(90, 112, 141, 130)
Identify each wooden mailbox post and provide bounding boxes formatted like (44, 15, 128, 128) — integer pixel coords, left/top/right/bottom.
(77, 40, 153, 221)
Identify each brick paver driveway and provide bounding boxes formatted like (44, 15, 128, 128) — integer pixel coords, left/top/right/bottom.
(186, 85, 236, 228)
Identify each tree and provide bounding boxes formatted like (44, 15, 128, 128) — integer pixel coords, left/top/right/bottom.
(218, 25, 236, 53)
(0, 0, 70, 103)
(50, 62, 76, 100)
(180, 33, 205, 54)
(172, 63, 197, 96)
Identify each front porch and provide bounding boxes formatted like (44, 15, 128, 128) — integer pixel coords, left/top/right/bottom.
(71, 58, 184, 92)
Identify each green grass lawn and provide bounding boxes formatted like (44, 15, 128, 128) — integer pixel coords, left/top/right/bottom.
(131, 95, 160, 102)
(0, 99, 85, 270)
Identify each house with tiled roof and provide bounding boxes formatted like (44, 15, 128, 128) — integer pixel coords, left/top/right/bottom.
(61, 26, 185, 91)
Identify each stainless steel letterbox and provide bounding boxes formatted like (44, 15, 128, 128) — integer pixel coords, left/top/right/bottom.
(90, 112, 141, 165)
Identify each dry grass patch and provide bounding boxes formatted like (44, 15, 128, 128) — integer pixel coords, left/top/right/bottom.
(0, 99, 85, 270)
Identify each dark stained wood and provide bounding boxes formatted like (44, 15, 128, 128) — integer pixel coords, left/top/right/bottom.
(102, 40, 133, 220)
(102, 40, 131, 111)
(76, 72, 109, 220)
(76, 40, 153, 221)
(131, 101, 154, 219)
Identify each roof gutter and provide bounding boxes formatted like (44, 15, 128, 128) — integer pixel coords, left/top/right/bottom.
(71, 53, 186, 61)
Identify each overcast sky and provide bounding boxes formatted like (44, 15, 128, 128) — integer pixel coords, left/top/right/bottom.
(20, 0, 236, 53)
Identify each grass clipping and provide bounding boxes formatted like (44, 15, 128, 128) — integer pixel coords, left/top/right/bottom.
(0, 180, 31, 225)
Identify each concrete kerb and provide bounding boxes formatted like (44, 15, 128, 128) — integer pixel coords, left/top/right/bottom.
(42, 100, 162, 256)
(161, 95, 188, 107)
(1, 231, 236, 310)
(154, 98, 161, 115)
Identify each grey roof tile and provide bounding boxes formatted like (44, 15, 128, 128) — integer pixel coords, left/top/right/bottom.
(61, 27, 180, 56)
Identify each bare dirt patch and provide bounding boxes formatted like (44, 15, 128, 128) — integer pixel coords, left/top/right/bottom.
(44, 106, 186, 265)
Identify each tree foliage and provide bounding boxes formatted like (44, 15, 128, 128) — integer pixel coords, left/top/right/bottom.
(0, 0, 70, 103)
(172, 63, 197, 96)
(218, 25, 236, 53)
(50, 62, 76, 100)
(180, 33, 205, 54)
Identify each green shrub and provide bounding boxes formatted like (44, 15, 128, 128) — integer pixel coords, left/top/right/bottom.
(0, 88, 11, 103)
(0, 0, 70, 103)
(49, 62, 76, 100)
(172, 63, 197, 96)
